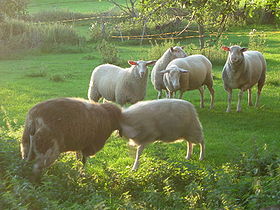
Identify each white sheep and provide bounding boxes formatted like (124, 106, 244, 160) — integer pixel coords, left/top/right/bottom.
(221, 45, 266, 112)
(21, 98, 122, 178)
(88, 60, 156, 106)
(120, 99, 205, 170)
(161, 55, 215, 109)
(151, 46, 187, 99)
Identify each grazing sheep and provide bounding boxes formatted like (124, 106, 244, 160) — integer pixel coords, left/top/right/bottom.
(21, 98, 122, 177)
(120, 99, 205, 170)
(151, 46, 187, 99)
(88, 60, 156, 106)
(161, 55, 215, 109)
(221, 45, 266, 112)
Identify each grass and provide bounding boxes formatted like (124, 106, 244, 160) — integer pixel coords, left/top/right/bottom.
(0, 5, 280, 208)
(28, 0, 126, 14)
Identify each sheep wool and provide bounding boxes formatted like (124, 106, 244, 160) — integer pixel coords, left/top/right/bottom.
(120, 99, 205, 170)
(21, 98, 122, 178)
(222, 45, 266, 112)
(161, 55, 215, 109)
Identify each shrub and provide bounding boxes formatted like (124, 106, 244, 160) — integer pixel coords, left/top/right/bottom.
(248, 29, 267, 52)
(97, 39, 120, 64)
(147, 40, 177, 60)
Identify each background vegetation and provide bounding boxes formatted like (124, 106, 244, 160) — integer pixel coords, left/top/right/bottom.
(0, 0, 279, 209)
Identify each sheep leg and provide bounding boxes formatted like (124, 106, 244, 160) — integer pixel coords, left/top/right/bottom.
(237, 89, 244, 112)
(207, 86, 215, 109)
(226, 88, 232, 112)
(198, 87, 205, 108)
(256, 70, 265, 107)
(255, 88, 262, 107)
(132, 145, 145, 170)
(199, 143, 205, 161)
(248, 88, 253, 106)
(256, 81, 264, 107)
(185, 141, 193, 160)
(88, 86, 101, 102)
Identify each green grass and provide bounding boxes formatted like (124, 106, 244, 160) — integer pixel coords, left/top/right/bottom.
(28, 0, 126, 14)
(0, 24, 280, 208)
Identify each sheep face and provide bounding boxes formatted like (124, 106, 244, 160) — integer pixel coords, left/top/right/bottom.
(161, 65, 189, 91)
(222, 45, 248, 64)
(128, 60, 157, 78)
(170, 46, 187, 58)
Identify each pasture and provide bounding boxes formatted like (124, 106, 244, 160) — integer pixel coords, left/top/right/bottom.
(0, 0, 280, 209)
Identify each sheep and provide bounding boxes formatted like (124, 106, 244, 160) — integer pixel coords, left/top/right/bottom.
(151, 46, 187, 99)
(120, 99, 205, 170)
(20, 98, 122, 178)
(221, 45, 266, 112)
(160, 55, 215, 109)
(88, 60, 156, 106)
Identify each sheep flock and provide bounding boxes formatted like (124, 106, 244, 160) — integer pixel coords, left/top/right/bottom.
(21, 45, 267, 178)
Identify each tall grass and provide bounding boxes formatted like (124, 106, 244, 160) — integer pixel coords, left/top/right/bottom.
(0, 17, 84, 59)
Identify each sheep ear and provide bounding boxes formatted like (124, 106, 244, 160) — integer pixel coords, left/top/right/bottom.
(221, 46, 230, 51)
(241, 48, 248, 52)
(181, 46, 185, 49)
(128, 60, 138, 65)
(170, 47, 174, 52)
(146, 60, 157, 66)
(160, 69, 170, 74)
(179, 68, 189, 73)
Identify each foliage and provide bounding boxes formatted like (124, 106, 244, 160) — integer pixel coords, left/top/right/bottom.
(0, 0, 28, 18)
(239, 0, 280, 24)
(97, 39, 120, 64)
(248, 29, 267, 52)
(147, 40, 176, 60)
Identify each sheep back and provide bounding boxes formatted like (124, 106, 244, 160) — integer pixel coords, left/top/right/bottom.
(168, 55, 212, 91)
(121, 99, 204, 145)
(89, 64, 126, 102)
(21, 98, 121, 159)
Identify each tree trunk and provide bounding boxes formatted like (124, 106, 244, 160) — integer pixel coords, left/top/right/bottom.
(198, 23, 205, 49)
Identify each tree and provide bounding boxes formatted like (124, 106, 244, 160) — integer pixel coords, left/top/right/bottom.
(138, 0, 239, 49)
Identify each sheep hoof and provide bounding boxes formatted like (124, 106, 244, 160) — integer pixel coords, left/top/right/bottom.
(226, 108, 231, 112)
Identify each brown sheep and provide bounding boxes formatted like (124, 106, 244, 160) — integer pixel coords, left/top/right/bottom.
(21, 98, 121, 178)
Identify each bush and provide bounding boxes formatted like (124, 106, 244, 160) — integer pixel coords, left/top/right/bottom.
(147, 40, 177, 60)
(97, 39, 120, 64)
(248, 29, 267, 52)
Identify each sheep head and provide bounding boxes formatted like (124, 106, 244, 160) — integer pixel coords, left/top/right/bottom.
(222, 45, 248, 64)
(170, 46, 187, 58)
(161, 65, 189, 91)
(128, 60, 157, 78)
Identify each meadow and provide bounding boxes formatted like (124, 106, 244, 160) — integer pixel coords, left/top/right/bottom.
(0, 1, 280, 209)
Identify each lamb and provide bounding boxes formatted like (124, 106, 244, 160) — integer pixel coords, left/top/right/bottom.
(120, 99, 205, 170)
(221, 45, 266, 112)
(88, 60, 156, 106)
(20, 98, 122, 178)
(151, 46, 187, 99)
(161, 55, 215, 109)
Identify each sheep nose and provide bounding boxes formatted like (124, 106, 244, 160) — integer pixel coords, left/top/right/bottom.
(139, 72, 145, 78)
